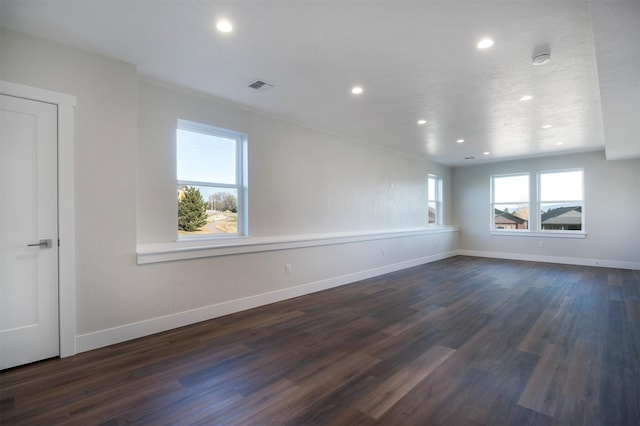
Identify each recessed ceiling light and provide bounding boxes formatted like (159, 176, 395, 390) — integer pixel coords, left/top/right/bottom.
(457, 139, 465, 143)
(532, 53, 551, 66)
(483, 151, 491, 155)
(555, 142, 564, 146)
(417, 119, 427, 125)
(520, 95, 533, 101)
(542, 124, 552, 129)
(477, 38, 494, 49)
(351, 86, 363, 95)
(216, 20, 233, 33)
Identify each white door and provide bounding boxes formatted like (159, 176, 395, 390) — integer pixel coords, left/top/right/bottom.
(0, 94, 59, 369)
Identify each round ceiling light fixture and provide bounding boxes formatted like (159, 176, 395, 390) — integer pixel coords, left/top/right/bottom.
(532, 52, 551, 66)
(216, 20, 233, 33)
(477, 38, 494, 49)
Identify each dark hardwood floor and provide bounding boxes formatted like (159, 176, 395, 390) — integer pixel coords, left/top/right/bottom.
(1, 256, 639, 425)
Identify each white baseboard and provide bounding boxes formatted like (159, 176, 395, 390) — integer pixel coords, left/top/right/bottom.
(458, 250, 640, 270)
(76, 250, 458, 353)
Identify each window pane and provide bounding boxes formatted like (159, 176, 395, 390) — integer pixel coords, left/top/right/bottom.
(428, 202, 436, 223)
(493, 175, 529, 203)
(540, 203, 582, 231)
(177, 129, 236, 184)
(178, 184, 238, 235)
(540, 171, 582, 201)
(428, 175, 442, 224)
(428, 176, 436, 201)
(494, 203, 529, 230)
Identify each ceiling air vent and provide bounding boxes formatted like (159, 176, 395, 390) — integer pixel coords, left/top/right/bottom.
(248, 80, 274, 91)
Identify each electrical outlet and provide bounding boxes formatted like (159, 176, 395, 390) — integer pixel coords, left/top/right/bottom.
(285, 264, 292, 274)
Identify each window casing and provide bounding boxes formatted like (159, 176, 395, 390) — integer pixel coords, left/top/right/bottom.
(428, 174, 443, 225)
(538, 169, 583, 231)
(176, 119, 247, 239)
(491, 173, 530, 231)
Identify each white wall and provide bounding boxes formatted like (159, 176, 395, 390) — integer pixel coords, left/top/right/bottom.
(453, 151, 640, 269)
(137, 80, 453, 241)
(1, 28, 457, 353)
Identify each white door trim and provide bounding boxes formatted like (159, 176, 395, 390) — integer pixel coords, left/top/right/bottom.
(1, 80, 77, 358)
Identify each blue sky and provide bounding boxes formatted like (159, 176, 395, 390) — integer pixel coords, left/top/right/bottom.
(177, 129, 236, 184)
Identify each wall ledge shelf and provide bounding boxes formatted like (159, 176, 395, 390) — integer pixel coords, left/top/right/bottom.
(137, 226, 459, 264)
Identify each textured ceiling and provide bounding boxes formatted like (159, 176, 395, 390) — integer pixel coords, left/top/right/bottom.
(1, 1, 638, 165)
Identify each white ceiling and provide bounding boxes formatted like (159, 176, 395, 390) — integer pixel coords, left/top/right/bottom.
(2, 1, 639, 166)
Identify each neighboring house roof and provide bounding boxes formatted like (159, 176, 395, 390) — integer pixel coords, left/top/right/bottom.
(494, 208, 527, 224)
(541, 206, 582, 225)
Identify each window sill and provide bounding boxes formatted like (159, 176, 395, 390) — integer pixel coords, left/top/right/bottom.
(490, 230, 586, 239)
(137, 226, 459, 264)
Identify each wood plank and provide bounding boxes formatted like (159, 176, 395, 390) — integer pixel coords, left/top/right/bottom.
(353, 344, 455, 419)
(194, 378, 300, 426)
(382, 304, 446, 336)
(518, 343, 569, 417)
(561, 338, 601, 404)
(240, 350, 380, 424)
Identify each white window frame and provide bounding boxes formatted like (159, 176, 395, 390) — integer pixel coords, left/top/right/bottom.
(537, 168, 584, 233)
(490, 173, 530, 232)
(176, 119, 247, 239)
(428, 174, 443, 225)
